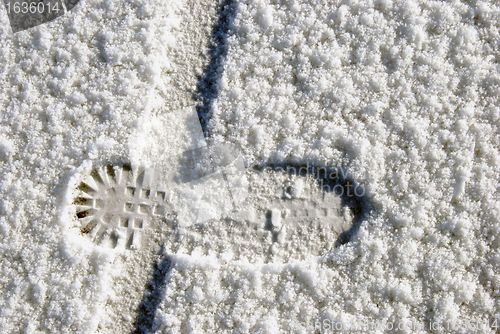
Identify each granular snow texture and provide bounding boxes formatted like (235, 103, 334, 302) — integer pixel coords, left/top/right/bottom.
(0, 0, 183, 332)
(0, 0, 498, 333)
(154, 0, 500, 333)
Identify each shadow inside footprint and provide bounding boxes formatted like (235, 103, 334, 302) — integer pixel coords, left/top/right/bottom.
(256, 163, 370, 247)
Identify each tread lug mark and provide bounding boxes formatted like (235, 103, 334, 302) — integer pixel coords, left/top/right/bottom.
(73, 165, 169, 250)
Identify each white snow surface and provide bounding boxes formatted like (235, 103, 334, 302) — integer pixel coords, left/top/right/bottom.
(157, 0, 500, 333)
(0, 0, 498, 333)
(0, 0, 183, 332)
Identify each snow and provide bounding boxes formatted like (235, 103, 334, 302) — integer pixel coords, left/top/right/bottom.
(0, 0, 498, 333)
(0, 136, 14, 161)
(0, 0, 183, 332)
(156, 0, 499, 332)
